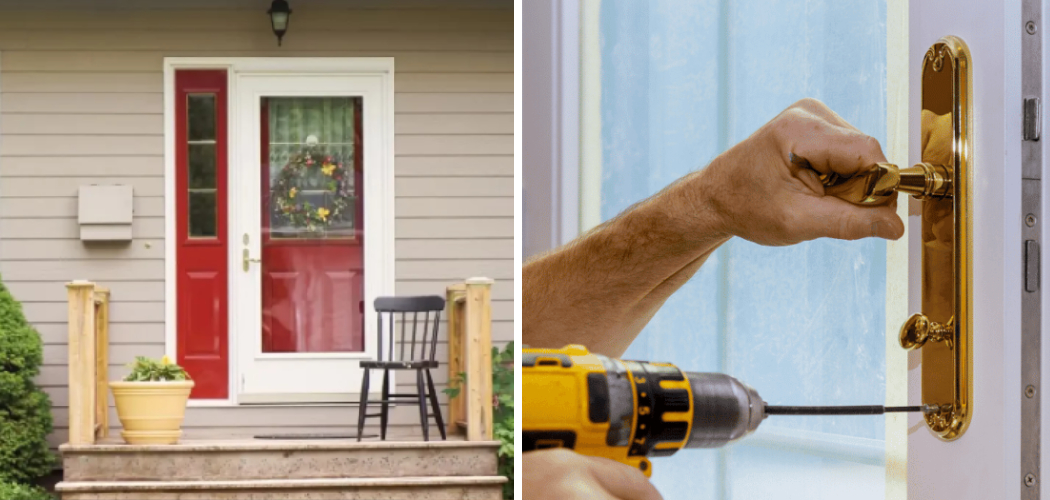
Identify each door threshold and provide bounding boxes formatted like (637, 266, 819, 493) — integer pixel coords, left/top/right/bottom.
(189, 397, 394, 408)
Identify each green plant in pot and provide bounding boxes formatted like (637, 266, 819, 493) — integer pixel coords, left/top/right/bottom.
(110, 356, 193, 445)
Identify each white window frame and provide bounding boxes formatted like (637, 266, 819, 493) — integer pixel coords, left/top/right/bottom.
(523, 0, 582, 258)
(162, 57, 396, 406)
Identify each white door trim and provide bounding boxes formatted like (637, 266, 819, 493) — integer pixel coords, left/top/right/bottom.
(163, 57, 396, 406)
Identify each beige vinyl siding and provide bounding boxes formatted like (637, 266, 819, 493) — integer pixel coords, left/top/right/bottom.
(0, 5, 513, 447)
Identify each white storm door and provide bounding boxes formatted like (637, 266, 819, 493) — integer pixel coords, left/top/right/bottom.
(231, 66, 392, 404)
(905, 0, 1031, 498)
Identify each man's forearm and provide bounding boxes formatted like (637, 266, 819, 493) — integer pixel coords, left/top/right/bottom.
(523, 99, 906, 357)
(522, 168, 730, 357)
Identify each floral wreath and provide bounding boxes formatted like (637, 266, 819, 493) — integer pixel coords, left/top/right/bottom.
(271, 150, 354, 233)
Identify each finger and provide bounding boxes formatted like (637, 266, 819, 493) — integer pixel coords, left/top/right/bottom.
(794, 167, 826, 196)
(791, 98, 857, 131)
(585, 456, 664, 500)
(788, 118, 887, 178)
(792, 196, 904, 241)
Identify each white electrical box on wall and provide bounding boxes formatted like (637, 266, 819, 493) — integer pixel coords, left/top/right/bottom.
(78, 185, 133, 241)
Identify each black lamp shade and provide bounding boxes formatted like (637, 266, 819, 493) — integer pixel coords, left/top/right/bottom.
(268, 0, 292, 46)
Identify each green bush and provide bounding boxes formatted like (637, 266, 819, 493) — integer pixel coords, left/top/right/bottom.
(0, 481, 52, 500)
(444, 341, 515, 500)
(0, 278, 54, 485)
(491, 342, 514, 500)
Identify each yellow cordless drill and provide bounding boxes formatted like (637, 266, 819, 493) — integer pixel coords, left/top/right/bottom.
(522, 345, 927, 476)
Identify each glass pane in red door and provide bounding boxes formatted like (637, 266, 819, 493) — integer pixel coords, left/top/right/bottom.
(260, 97, 364, 353)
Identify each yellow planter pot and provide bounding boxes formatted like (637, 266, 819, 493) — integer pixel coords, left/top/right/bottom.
(109, 380, 194, 445)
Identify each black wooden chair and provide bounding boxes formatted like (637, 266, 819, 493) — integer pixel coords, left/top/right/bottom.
(357, 295, 447, 441)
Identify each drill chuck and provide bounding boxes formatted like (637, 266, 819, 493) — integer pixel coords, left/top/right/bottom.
(682, 372, 766, 448)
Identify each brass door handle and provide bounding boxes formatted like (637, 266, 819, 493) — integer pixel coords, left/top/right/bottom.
(802, 36, 973, 441)
(242, 249, 261, 272)
(897, 36, 975, 441)
(902, 36, 973, 441)
(814, 161, 952, 205)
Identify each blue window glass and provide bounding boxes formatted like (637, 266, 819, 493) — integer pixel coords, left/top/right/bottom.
(599, 1, 889, 498)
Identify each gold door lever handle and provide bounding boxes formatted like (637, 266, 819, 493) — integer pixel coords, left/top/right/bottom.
(792, 156, 953, 205)
(242, 249, 261, 272)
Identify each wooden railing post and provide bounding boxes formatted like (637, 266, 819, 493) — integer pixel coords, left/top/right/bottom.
(93, 286, 110, 440)
(464, 277, 493, 441)
(66, 281, 97, 445)
(445, 284, 467, 436)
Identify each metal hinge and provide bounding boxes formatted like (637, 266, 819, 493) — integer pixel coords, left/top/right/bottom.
(1025, 97, 1041, 141)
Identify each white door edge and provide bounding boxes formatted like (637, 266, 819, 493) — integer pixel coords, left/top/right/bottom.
(905, 1, 1024, 497)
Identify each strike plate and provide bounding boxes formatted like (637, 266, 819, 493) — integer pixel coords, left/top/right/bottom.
(898, 36, 974, 441)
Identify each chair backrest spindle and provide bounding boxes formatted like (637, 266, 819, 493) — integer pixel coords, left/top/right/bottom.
(429, 310, 442, 361)
(387, 312, 395, 362)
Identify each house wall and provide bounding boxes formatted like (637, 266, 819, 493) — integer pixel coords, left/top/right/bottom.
(0, 4, 513, 447)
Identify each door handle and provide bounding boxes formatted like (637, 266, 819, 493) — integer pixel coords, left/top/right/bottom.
(814, 161, 952, 205)
(242, 249, 262, 272)
(796, 36, 973, 441)
(823, 36, 974, 441)
(899, 36, 972, 442)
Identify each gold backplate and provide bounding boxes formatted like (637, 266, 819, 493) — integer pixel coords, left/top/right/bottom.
(917, 35, 973, 440)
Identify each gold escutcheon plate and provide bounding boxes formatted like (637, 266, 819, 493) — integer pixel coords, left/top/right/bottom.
(915, 35, 973, 440)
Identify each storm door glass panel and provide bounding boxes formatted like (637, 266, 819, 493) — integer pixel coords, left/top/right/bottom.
(598, 1, 890, 499)
(260, 96, 364, 353)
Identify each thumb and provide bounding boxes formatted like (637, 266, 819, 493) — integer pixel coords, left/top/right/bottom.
(798, 196, 904, 241)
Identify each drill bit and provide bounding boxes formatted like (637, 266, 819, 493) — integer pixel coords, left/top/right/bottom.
(765, 404, 936, 415)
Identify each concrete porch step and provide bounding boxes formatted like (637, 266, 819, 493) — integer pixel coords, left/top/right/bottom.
(56, 476, 506, 500)
(61, 439, 500, 482)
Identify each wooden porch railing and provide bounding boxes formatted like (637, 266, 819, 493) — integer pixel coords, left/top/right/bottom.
(66, 280, 110, 445)
(445, 277, 494, 441)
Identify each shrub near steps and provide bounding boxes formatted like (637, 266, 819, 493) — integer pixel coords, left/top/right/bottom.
(0, 275, 55, 498)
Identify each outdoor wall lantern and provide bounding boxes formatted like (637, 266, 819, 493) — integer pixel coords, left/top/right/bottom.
(268, 0, 292, 46)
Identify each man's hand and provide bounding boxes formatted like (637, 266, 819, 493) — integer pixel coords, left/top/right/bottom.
(523, 449, 663, 500)
(524, 98, 902, 357)
(688, 98, 904, 246)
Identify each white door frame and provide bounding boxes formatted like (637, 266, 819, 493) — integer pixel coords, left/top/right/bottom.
(905, 0, 1027, 497)
(163, 57, 396, 406)
(522, 0, 581, 259)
